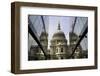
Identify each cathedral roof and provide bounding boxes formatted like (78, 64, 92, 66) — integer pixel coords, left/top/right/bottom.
(40, 31, 48, 37)
(52, 23, 66, 40)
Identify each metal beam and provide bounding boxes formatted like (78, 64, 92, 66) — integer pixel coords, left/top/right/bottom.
(72, 17, 77, 33)
(41, 16, 46, 33)
(79, 20, 88, 38)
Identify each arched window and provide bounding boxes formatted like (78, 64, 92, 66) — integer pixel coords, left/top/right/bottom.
(61, 48, 63, 52)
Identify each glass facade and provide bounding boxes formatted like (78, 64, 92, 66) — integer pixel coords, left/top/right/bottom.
(28, 15, 88, 60)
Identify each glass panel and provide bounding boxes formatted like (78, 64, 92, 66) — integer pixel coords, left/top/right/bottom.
(28, 15, 88, 60)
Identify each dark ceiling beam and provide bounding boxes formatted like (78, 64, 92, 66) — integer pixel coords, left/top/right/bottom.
(79, 20, 88, 38)
(72, 17, 77, 33)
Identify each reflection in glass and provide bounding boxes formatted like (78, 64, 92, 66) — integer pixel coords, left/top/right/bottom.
(28, 15, 88, 61)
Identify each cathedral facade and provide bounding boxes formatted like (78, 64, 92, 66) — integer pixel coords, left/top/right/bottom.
(28, 23, 87, 60)
(50, 23, 69, 59)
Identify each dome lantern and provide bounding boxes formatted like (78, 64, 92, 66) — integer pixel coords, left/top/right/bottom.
(51, 22, 67, 41)
(58, 22, 61, 30)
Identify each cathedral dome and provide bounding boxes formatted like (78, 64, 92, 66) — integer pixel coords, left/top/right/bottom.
(53, 30, 66, 39)
(52, 23, 66, 40)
